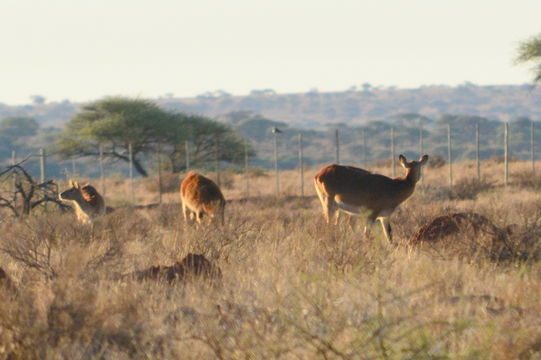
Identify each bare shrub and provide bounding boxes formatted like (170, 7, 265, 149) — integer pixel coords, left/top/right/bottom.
(503, 223, 541, 262)
(218, 171, 235, 190)
(40, 280, 165, 359)
(0, 163, 69, 217)
(449, 177, 494, 200)
(417, 178, 493, 201)
(0, 217, 60, 279)
(247, 167, 268, 178)
(416, 184, 452, 202)
(489, 154, 520, 163)
(511, 170, 541, 189)
(143, 171, 180, 193)
(427, 153, 446, 168)
(0, 289, 42, 358)
(369, 157, 393, 167)
(0, 215, 127, 280)
(144, 203, 180, 228)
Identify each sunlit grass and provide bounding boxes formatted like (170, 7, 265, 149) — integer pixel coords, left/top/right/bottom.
(0, 161, 538, 358)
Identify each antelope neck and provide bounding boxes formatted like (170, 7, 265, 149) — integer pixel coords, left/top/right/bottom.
(400, 168, 417, 185)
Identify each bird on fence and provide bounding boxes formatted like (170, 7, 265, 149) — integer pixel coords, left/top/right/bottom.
(271, 127, 282, 134)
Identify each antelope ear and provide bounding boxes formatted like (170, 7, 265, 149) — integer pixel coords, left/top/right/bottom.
(74, 181, 80, 189)
(419, 155, 429, 165)
(399, 154, 408, 168)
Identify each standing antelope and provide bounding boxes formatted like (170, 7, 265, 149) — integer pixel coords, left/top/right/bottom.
(59, 180, 106, 224)
(314, 154, 429, 243)
(180, 171, 225, 225)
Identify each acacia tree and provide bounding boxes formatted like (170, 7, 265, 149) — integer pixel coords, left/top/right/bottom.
(57, 97, 172, 176)
(57, 97, 253, 176)
(516, 33, 541, 83)
(162, 113, 253, 172)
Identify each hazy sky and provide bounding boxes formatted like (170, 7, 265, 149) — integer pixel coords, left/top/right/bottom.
(1, 0, 540, 104)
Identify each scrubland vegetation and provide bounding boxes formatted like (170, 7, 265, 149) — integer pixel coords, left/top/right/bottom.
(0, 160, 540, 359)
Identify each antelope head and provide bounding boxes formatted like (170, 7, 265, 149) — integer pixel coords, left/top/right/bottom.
(59, 180, 82, 201)
(399, 154, 429, 183)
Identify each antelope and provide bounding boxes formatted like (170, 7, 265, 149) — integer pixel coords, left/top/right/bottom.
(314, 154, 429, 243)
(180, 171, 225, 225)
(59, 180, 106, 224)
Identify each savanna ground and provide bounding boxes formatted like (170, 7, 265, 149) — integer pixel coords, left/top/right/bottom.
(0, 159, 540, 359)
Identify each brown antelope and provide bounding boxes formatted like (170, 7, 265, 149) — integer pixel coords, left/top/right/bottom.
(59, 180, 106, 224)
(180, 171, 225, 225)
(314, 154, 429, 243)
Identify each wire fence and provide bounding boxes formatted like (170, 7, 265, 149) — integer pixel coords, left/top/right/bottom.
(7, 119, 540, 205)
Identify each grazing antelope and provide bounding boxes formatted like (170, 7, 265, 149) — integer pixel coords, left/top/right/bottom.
(180, 171, 225, 225)
(59, 180, 106, 224)
(314, 154, 429, 243)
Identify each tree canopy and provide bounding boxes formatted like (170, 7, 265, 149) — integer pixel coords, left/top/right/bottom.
(162, 113, 252, 173)
(516, 33, 541, 83)
(57, 97, 252, 176)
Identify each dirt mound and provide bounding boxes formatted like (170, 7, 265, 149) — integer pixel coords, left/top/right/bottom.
(409, 212, 516, 261)
(411, 212, 506, 244)
(134, 253, 222, 284)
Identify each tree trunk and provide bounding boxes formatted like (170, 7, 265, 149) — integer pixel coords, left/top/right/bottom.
(108, 149, 148, 177)
(132, 158, 148, 177)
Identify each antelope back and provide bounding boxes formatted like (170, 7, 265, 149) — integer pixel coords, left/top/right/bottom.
(180, 172, 225, 211)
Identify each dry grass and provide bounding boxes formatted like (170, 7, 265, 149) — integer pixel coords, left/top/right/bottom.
(0, 161, 539, 359)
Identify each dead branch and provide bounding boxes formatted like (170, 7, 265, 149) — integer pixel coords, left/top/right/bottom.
(0, 162, 70, 217)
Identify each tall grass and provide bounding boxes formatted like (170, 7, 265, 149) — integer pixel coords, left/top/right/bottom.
(0, 161, 538, 359)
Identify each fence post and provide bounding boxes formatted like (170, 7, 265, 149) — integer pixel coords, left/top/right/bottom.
(531, 119, 536, 176)
(419, 120, 424, 182)
(299, 133, 304, 197)
(128, 143, 134, 203)
(504, 122, 509, 186)
(99, 143, 105, 195)
(335, 128, 340, 164)
(39, 148, 46, 184)
(39, 148, 47, 211)
(11, 150, 16, 193)
(476, 120, 480, 180)
(419, 120, 424, 155)
(273, 130, 280, 197)
(362, 129, 367, 167)
(447, 124, 453, 188)
(185, 141, 190, 171)
(215, 136, 220, 187)
(391, 127, 396, 177)
(244, 139, 249, 198)
(157, 143, 163, 204)
(71, 157, 76, 178)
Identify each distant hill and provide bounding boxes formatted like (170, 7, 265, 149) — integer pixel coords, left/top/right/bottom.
(2, 84, 541, 176)
(158, 84, 541, 129)
(1, 84, 541, 129)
